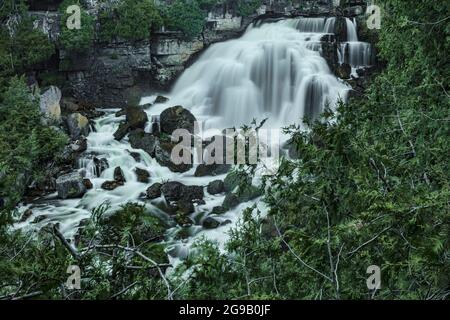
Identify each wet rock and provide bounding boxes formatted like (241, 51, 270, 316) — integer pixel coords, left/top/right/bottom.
(61, 97, 80, 113)
(40, 86, 61, 124)
(101, 180, 123, 190)
(69, 137, 87, 153)
(113, 166, 126, 183)
(127, 150, 141, 162)
(31, 214, 47, 224)
(160, 105, 196, 135)
(67, 113, 90, 140)
(56, 172, 87, 199)
(154, 141, 193, 173)
(194, 163, 231, 177)
(83, 178, 93, 189)
(129, 129, 159, 157)
(202, 217, 220, 229)
(115, 109, 126, 117)
(113, 122, 130, 140)
(222, 193, 240, 209)
(135, 167, 150, 183)
(211, 206, 226, 215)
(93, 157, 109, 177)
(224, 171, 251, 193)
(174, 213, 194, 227)
(161, 181, 204, 204)
(19, 209, 33, 222)
(154, 95, 169, 104)
(336, 63, 351, 79)
(126, 106, 148, 130)
(113, 107, 148, 140)
(207, 180, 225, 195)
(146, 183, 162, 199)
(174, 200, 195, 215)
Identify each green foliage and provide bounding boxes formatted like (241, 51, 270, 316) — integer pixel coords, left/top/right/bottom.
(236, 0, 261, 17)
(99, 0, 163, 42)
(171, 0, 450, 299)
(59, 0, 95, 53)
(163, 0, 206, 39)
(0, 77, 67, 214)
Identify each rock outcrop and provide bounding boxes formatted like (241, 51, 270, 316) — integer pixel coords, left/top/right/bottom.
(56, 172, 86, 199)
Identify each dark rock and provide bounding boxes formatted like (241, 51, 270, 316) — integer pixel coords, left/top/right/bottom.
(194, 163, 231, 177)
(113, 122, 130, 140)
(207, 180, 225, 195)
(146, 183, 162, 199)
(175, 213, 194, 227)
(261, 218, 278, 240)
(125, 106, 148, 130)
(127, 150, 141, 162)
(83, 178, 93, 189)
(173, 200, 195, 215)
(161, 181, 204, 204)
(56, 172, 87, 199)
(19, 209, 33, 222)
(154, 141, 193, 173)
(0, 197, 4, 210)
(66, 113, 90, 140)
(211, 206, 226, 215)
(115, 109, 126, 117)
(129, 129, 159, 157)
(202, 217, 220, 229)
(336, 63, 351, 79)
(222, 193, 240, 209)
(70, 137, 88, 153)
(160, 105, 196, 135)
(135, 167, 150, 183)
(161, 181, 185, 202)
(61, 97, 80, 113)
(31, 214, 47, 224)
(101, 180, 124, 190)
(224, 171, 251, 193)
(154, 95, 169, 104)
(93, 157, 109, 177)
(114, 166, 126, 183)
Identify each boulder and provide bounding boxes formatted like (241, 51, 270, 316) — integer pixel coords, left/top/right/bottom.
(69, 137, 87, 153)
(194, 163, 231, 177)
(211, 206, 226, 215)
(160, 105, 196, 135)
(113, 107, 148, 140)
(146, 183, 162, 199)
(83, 178, 93, 189)
(222, 193, 240, 210)
(207, 180, 225, 195)
(101, 180, 123, 190)
(175, 213, 194, 227)
(60, 97, 80, 113)
(154, 95, 169, 104)
(56, 172, 87, 199)
(202, 217, 220, 229)
(19, 209, 33, 222)
(135, 167, 150, 183)
(224, 171, 251, 193)
(336, 63, 351, 79)
(126, 106, 148, 129)
(129, 129, 159, 157)
(113, 166, 126, 183)
(93, 157, 109, 177)
(40, 86, 61, 124)
(154, 141, 192, 173)
(67, 113, 90, 140)
(161, 181, 204, 204)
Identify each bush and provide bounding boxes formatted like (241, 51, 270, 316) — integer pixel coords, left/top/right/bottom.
(236, 0, 261, 17)
(163, 0, 206, 39)
(0, 77, 67, 214)
(99, 0, 163, 42)
(59, 0, 95, 53)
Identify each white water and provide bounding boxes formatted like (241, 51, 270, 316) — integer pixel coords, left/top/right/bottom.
(338, 18, 373, 73)
(17, 17, 352, 263)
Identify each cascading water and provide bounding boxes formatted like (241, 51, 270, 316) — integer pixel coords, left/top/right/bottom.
(16, 17, 351, 263)
(338, 18, 373, 71)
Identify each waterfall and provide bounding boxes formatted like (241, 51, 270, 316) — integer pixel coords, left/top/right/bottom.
(338, 18, 373, 69)
(171, 17, 348, 130)
(16, 17, 352, 257)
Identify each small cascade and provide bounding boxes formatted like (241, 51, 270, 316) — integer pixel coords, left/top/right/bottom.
(338, 18, 373, 71)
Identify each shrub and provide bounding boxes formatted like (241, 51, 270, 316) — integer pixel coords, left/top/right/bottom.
(99, 0, 163, 42)
(59, 0, 95, 53)
(164, 0, 206, 39)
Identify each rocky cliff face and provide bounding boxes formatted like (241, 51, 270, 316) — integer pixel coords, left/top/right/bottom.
(29, 0, 371, 108)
